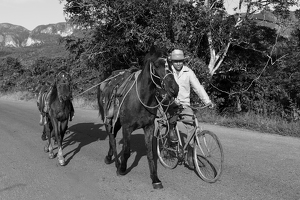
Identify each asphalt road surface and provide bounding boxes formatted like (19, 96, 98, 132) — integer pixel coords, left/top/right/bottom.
(0, 99, 299, 200)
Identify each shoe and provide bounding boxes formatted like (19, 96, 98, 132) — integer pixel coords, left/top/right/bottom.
(168, 127, 178, 142)
(168, 140, 178, 149)
(185, 145, 194, 170)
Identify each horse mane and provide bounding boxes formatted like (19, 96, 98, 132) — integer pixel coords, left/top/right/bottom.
(49, 83, 58, 105)
(143, 46, 167, 68)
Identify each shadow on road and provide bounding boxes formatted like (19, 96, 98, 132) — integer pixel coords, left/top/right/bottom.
(118, 132, 153, 174)
(62, 122, 107, 165)
(62, 123, 153, 173)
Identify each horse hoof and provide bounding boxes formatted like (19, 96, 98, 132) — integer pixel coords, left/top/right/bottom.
(104, 156, 113, 164)
(41, 134, 47, 141)
(116, 170, 126, 176)
(58, 159, 65, 166)
(49, 153, 55, 159)
(39, 115, 44, 126)
(152, 182, 163, 189)
(44, 146, 49, 153)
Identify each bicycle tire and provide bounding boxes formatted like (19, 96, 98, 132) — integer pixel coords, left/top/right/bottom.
(193, 130, 223, 183)
(156, 126, 179, 169)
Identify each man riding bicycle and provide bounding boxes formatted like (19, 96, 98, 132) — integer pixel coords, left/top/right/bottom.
(168, 49, 214, 169)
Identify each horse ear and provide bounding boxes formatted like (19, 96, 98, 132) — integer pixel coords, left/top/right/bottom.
(167, 57, 172, 68)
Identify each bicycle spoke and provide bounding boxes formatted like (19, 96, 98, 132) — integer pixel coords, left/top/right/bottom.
(194, 130, 223, 183)
(156, 127, 179, 169)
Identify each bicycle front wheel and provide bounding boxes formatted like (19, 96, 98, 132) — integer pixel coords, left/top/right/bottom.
(194, 130, 223, 183)
(156, 126, 179, 169)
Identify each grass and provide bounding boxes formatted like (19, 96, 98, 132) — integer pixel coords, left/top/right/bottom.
(1, 91, 299, 138)
(0, 91, 36, 101)
(197, 109, 300, 138)
(0, 91, 98, 109)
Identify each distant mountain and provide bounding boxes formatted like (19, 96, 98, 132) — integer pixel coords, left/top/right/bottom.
(0, 22, 82, 65)
(0, 22, 76, 48)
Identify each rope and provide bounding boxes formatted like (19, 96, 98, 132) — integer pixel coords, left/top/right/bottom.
(73, 73, 123, 98)
(112, 72, 138, 133)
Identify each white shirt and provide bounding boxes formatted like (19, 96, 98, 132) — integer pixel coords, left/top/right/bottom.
(172, 65, 211, 106)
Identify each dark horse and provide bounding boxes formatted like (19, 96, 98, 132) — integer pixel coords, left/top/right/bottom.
(39, 70, 73, 166)
(97, 46, 179, 189)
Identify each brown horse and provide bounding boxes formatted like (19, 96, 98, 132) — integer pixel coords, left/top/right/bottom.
(97, 46, 179, 189)
(41, 70, 73, 166)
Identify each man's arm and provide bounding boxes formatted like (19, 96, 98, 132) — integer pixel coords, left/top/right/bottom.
(189, 70, 212, 105)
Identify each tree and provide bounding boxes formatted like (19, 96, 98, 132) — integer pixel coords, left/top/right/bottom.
(60, 0, 299, 75)
(60, 0, 300, 118)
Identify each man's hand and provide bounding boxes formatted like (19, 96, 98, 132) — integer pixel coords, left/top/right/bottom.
(207, 102, 215, 109)
(174, 98, 181, 105)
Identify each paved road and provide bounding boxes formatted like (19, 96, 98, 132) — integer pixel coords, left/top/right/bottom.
(0, 99, 299, 200)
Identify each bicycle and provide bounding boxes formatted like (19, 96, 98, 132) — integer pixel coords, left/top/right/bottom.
(155, 104, 224, 183)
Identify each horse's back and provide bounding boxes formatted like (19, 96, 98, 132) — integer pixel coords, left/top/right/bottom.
(98, 67, 140, 122)
(37, 84, 52, 114)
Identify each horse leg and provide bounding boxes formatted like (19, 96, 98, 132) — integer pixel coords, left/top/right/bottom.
(43, 124, 49, 152)
(51, 118, 65, 166)
(117, 126, 132, 176)
(44, 120, 54, 158)
(56, 120, 67, 166)
(107, 120, 121, 170)
(104, 123, 114, 164)
(144, 124, 163, 189)
(41, 125, 47, 141)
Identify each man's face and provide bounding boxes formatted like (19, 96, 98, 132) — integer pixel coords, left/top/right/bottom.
(172, 60, 184, 71)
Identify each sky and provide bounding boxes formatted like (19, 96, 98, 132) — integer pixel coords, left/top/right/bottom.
(0, 0, 242, 31)
(223, 0, 247, 14)
(0, 0, 66, 30)
(3, 0, 297, 31)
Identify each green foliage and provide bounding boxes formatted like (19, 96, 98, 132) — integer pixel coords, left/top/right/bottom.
(63, 0, 176, 77)
(60, 0, 300, 120)
(1, 0, 300, 124)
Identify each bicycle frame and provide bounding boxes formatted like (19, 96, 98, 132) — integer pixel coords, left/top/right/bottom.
(175, 113, 200, 152)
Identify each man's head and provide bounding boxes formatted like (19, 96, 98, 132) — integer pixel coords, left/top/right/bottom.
(171, 49, 185, 72)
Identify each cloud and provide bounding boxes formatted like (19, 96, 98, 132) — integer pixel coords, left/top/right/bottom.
(0, 0, 59, 4)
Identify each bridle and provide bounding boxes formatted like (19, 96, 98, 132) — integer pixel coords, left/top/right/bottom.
(150, 58, 174, 90)
(111, 58, 177, 130)
(55, 70, 72, 102)
(136, 58, 176, 109)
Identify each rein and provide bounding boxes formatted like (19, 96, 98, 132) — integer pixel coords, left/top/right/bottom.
(73, 73, 123, 98)
(150, 62, 173, 90)
(113, 59, 176, 123)
(135, 59, 176, 111)
(112, 69, 173, 131)
(135, 72, 167, 109)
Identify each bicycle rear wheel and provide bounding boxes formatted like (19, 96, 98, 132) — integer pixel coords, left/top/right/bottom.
(193, 130, 223, 183)
(156, 126, 179, 169)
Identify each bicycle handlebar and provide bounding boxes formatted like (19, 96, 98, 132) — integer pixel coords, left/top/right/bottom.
(189, 104, 210, 110)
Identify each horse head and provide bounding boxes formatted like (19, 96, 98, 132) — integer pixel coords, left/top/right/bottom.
(146, 47, 179, 103)
(55, 70, 72, 102)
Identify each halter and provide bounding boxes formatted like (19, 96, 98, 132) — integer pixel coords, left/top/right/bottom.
(55, 70, 72, 102)
(55, 70, 71, 84)
(136, 58, 175, 109)
(150, 58, 174, 90)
